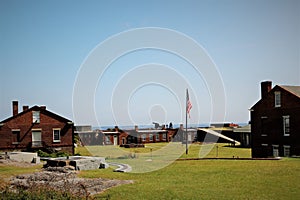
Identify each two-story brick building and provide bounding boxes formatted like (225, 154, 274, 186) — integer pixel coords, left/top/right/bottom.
(0, 101, 74, 154)
(251, 81, 300, 158)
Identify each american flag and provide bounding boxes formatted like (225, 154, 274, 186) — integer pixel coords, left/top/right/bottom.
(186, 89, 192, 118)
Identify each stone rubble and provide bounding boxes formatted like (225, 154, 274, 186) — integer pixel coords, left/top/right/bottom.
(9, 167, 133, 197)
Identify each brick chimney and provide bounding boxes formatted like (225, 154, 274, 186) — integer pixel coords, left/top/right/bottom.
(23, 105, 29, 111)
(12, 101, 18, 116)
(261, 81, 272, 99)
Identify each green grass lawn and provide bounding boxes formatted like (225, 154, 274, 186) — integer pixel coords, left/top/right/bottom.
(75, 143, 300, 199)
(79, 158, 300, 200)
(1, 144, 299, 199)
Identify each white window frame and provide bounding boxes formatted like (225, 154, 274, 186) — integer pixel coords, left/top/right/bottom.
(261, 144, 268, 147)
(283, 115, 290, 136)
(149, 134, 153, 141)
(142, 134, 146, 142)
(274, 91, 281, 107)
(283, 145, 290, 157)
(32, 111, 40, 123)
(105, 136, 110, 144)
(53, 128, 61, 142)
(156, 133, 160, 141)
(261, 116, 268, 136)
(272, 145, 279, 157)
(163, 133, 167, 141)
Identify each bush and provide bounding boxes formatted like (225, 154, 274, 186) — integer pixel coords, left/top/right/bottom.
(37, 150, 70, 158)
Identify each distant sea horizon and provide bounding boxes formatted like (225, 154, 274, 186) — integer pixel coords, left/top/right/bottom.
(93, 122, 248, 130)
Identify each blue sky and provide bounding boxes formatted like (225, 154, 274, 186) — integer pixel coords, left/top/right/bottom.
(0, 0, 299, 127)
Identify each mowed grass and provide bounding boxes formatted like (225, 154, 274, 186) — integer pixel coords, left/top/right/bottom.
(75, 143, 252, 159)
(76, 144, 300, 199)
(80, 158, 300, 200)
(1, 145, 299, 199)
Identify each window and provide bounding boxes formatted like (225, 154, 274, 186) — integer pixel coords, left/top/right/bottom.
(156, 134, 160, 141)
(283, 116, 290, 136)
(272, 145, 279, 157)
(32, 111, 40, 123)
(149, 134, 153, 141)
(142, 134, 146, 142)
(261, 116, 268, 136)
(283, 145, 290, 157)
(12, 129, 20, 144)
(32, 130, 42, 147)
(53, 129, 61, 142)
(105, 136, 110, 144)
(275, 91, 281, 107)
(163, 133, 167, 140)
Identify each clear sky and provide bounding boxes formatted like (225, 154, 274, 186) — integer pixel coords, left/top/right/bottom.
(1, 0, 299, 127)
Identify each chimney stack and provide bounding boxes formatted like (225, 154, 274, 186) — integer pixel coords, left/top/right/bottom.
(134, 125, 138, 132)
(261, 81, 272, 99)
(23, 105, 29, 111)
(12, 101, 18, 116)
(179, 124, 184, 130)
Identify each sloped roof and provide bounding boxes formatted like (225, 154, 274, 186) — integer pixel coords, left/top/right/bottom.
(251, 84, 300, 109)
(0, 105, 72, 123)
(279, 85, 300, 98)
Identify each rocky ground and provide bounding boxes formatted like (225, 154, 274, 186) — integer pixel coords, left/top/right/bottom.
(1, 160, 133, 198)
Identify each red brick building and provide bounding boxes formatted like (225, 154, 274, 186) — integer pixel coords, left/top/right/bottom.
(0, 101, 74, 154)
(251, 81, 300, 158)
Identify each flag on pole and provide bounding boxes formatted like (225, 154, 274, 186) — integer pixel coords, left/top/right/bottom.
(186, 89, 192, 118)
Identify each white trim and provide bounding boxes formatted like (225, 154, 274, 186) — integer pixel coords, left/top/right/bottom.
(156, 133, 160, 141)
(283, 115, 290, 136)
(283, 145, 291, 157)
(32, 111, 40, 123)
(149, 134, 153, 141)
(53, 128, 61, 142)
(274, 91, 281, 107)
(261, 144, 268, 146)
(12, 129, 20, 131)
(32, 128, 42, 131)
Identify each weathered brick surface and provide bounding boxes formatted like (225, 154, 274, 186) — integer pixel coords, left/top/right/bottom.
(251, 85, 300, 158)
(0, 103, 74, 154)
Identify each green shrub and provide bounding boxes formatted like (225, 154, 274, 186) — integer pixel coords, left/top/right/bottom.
(37, 150, 70, 158)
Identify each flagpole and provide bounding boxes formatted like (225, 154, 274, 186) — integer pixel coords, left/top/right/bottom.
(185, 89, 188, 155)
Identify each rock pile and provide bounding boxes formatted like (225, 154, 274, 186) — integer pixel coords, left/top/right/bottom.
(10, 167, 133, 198)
